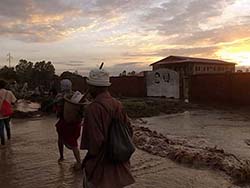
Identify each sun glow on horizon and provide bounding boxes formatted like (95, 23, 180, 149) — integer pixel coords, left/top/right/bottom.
(216, 39, 250, 66)
(218, 51, 250, 66)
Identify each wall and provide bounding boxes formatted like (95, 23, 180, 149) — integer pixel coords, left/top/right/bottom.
(146, 69, 179, 98)
(231, 73, 250, 104)
(190, 73, 250, 105)
(69, 76, 147, 97)
(193, 64, 235, 75)
(110, 76, 146, 97)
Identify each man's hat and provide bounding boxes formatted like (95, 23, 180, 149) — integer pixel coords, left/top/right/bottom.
(86, 68, 111, 87)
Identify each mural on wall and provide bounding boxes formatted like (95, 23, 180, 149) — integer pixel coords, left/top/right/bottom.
(147, 69, 179, 98)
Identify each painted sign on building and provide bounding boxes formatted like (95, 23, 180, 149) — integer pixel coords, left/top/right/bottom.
(146, 69, 179, 98)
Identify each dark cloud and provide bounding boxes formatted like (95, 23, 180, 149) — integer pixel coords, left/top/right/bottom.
(0, 0, 31, 19)
(0, 0, 151, 42)
(111, 62, 141, 67)
(0, 0, 85, 42)
(60, 61, 86, 67)
(131, 0, 250, 60)
(0, 0, 249, 65)
(143, 0, 235, 33)
(122, 51, 158, 57)
(54, 60, 149, 76)
(169, 23, 250, 45)
(156, 46, 219, 57)
(54, 60, 88, 67)
(123, 46, 219, 59)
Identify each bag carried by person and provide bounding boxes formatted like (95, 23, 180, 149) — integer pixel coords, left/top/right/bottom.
(96, 102, 135, 163)
(0, 91, 13, 117)
(107, 117, 135, 162)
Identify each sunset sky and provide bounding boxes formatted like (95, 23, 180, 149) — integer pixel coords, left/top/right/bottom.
(0, 0, 250, 75)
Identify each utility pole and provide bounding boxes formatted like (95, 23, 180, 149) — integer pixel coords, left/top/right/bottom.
(7, 53, 13, 67)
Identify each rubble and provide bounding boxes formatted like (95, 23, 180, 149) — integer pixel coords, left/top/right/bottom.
(132, 120, 250, 185)
(13, 100, 43, 118)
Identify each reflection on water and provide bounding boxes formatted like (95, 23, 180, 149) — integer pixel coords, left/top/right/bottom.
(0, 117, 83, 188)
(0, 110, 244, 188)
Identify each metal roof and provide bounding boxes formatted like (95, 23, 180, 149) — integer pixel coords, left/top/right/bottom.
(150, 55, 236, 66)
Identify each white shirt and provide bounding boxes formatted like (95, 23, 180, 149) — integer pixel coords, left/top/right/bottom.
(0, 89, 17, 119)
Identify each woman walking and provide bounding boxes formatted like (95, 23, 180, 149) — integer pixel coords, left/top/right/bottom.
(54, 79, 82, 169)
(0, 80, 17, 145)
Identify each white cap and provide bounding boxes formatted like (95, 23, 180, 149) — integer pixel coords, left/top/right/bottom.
(87, 68, 111, 87)
(60, 79, 72, 92)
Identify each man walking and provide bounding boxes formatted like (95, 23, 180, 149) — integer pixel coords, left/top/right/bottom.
(81, 68, 135, 188)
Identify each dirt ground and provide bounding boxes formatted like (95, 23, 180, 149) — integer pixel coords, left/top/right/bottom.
(1, 108, 250, 188)
(130, 149, 235, 188)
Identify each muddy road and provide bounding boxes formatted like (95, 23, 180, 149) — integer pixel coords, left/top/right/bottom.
(0, 111, 246, 188)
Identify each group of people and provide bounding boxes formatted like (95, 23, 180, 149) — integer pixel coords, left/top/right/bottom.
(0, 80, 17, 146)
(0, 67, 135, 188)
(54, 68, 135, 188)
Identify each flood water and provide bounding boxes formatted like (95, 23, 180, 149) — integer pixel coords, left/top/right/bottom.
(0, 110, 248, 188)
(143, 109, 250, 160)
(0, 117, 83, 188)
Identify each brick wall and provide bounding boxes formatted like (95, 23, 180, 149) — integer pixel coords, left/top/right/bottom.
(190, 73, 250, 105)
(110, 76, 146, 97)
(69, 76, 146, 98)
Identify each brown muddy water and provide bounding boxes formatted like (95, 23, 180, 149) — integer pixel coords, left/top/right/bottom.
(0, 109, 249, 188)
(142, 110, 250, 160)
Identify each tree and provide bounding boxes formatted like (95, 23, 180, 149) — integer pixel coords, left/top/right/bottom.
(32, 61, 55, 86)
(119, 70, 127, 76)
(60, 71, 82, 79)
(15, 59, 56, 89)
(15, 59, 33, 83)
(128, 71, 136, 76)
(0, 66, 17, 80)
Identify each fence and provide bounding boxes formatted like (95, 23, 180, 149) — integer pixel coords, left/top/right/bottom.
(190, 73, 250, 105)
(70, 76, 147, 98)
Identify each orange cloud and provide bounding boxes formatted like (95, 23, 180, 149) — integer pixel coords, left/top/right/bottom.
(216, 38, 250, 65)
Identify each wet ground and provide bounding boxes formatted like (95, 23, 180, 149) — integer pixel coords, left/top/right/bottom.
(1, 109, 250, 188)
(143, 110, 250, 160)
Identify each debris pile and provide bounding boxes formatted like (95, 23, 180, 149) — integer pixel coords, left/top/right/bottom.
(13, 100, 42, 118)
(132, 121, 250, 184)
(13, 110, 42, 118)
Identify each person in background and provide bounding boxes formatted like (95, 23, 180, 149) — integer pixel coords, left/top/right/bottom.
(21, 82, 28, 98)
(80, 69, 135, 188)
(0, 80, 17, 145)
(54, 79, 82, 169)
